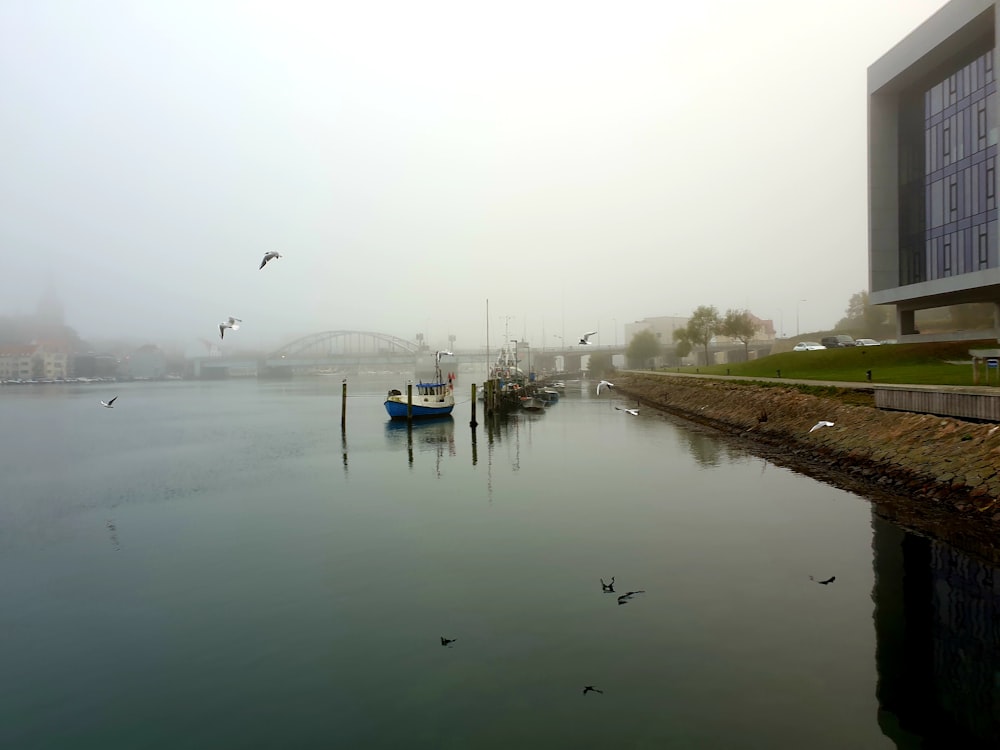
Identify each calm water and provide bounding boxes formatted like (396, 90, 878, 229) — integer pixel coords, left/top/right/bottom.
(1, 378, 998, 749)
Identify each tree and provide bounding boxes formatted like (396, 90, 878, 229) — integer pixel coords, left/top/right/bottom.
(672, 329, 692, 360)
(586, 351, 615, 379)
(837, 289, 893, 337)
(950, 303, 995, 330)
(685, 305, 721, 365)
(720, 308, 759, 361)
(626, 330, 662, 369)
(844, 290, 869, 321)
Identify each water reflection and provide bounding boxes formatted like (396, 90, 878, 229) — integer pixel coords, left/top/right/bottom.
(873, 511, 1000, 747)
(384, 417, 456, 472)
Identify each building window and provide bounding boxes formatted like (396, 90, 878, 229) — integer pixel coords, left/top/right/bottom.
(979, 227, 989, 267)
(987, 157, 996, 210)
(943, 237, 952, 275)
(978, 102, 987, 149)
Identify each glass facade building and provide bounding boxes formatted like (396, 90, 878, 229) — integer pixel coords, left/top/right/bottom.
(899, 48, 999, 286)
(869, 1, 1000, 340)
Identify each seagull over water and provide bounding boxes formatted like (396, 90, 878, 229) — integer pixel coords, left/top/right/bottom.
(100, 396, 117, 408)
(583, 685, 604, 695)
(596, 380, 615, 396)
(440, 636, 457, 647)
(616, 402, 639, 416)
(259, 251, 282, 269)
(601, 576, 615, 592)
(220, 317, 242, 339)
(579, 331, 598, 345)
(809, 421, 835, 433)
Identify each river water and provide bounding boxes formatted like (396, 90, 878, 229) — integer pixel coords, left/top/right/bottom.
(1, 377, 998, 749)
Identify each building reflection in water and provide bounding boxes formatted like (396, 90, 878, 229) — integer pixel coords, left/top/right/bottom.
(873, 511, 1000, 747)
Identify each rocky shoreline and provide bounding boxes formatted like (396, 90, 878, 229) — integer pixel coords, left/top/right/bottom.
(613, 372, 1000, 561)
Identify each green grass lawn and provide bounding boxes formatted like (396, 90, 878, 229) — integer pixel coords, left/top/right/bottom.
(666, 339, 1000, 386)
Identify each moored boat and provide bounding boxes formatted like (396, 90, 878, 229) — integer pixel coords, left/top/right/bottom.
(384, 350, 456, 420)
(520, 395, 547, 412)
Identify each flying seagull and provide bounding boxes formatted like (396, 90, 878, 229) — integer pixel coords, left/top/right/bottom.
(440, 636, 457, 647)
(259, 251, 282, 269)
(809, 420, 835, 433)
(616, 403, 639, 416)
(596, 380, 615, 396)
(579, 331, 598, 345)
(582, 685, 604, 695)
(600, 576, 615, 592)
(100, 396, 117, 408)
(809, 575, 836, 585)
(219, 317, 242, 340)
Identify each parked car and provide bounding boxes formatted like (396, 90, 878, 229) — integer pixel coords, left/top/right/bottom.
(879, 339, 898, 345)
(792, 341, 826, 351)
(854, 338, 881, 346)
(820, 335, 857, 348)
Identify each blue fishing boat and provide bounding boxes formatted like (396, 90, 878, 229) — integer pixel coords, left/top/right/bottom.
(384, 350, 456, 420)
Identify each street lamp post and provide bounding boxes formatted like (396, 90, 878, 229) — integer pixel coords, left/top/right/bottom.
(796, 299, 806, 337)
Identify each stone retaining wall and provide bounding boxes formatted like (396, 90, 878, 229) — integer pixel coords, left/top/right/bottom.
(614, 373, 1000, 528)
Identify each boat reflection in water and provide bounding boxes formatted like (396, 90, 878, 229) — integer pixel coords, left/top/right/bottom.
(384, 415, 456, 469)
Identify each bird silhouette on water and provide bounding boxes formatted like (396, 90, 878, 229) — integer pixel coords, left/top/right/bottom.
(617, 590, 645, 605)
(600, 577, 615, 592)
(582, 685, 604, 695)
(440, 637, 457, 646)
(809, 576, 836, 585)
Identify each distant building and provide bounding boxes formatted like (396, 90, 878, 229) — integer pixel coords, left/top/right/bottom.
(0, 345, 35, 380)
(623, 316, 690, 349)
(869, 0, 1000, 341)
(0, 342, 70, 380)
(73, 353, 119, 379)
(124, 345, 167, 379)
(624, 313, 776, 347)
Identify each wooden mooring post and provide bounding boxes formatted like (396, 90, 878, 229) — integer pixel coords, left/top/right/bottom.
(470, 383, 478, 427)
(340, 379, 347, 429)
(407, 383, 413, 422)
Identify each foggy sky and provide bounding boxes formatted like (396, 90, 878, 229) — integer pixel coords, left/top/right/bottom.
(0, 0, 947, 352)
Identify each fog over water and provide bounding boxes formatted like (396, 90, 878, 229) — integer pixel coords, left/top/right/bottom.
(1, 1, 947, 351)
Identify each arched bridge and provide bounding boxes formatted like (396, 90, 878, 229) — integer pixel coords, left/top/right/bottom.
(189, 330, 427, 378)
(269, 330, 420, 360)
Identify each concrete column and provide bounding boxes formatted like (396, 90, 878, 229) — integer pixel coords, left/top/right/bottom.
(898, 309, 917, 336)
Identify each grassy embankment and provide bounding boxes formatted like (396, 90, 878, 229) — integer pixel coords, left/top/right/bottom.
(675, 339, 1000, 386)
